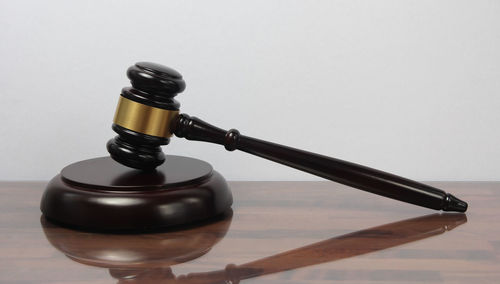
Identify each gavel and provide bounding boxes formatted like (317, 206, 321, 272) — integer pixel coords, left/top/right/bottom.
(106, 62, 467, 213)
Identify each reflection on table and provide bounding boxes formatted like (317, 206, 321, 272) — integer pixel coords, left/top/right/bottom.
(42, 212, 466, 284)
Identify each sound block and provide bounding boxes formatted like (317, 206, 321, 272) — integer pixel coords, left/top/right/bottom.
(41, 155, 232, 231)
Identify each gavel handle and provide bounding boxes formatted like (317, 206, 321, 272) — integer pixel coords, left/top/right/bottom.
(173, 113, 467, 212)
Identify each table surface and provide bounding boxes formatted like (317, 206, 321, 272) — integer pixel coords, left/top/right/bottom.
(0, 181, 499, 284)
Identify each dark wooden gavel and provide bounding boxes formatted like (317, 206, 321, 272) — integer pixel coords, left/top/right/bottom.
(107, 62, 467, 212)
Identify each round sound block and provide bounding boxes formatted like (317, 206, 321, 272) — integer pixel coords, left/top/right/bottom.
(41, 155, 232, 231)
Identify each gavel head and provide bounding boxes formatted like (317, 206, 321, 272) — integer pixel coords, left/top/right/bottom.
(106, 62, 185, 170)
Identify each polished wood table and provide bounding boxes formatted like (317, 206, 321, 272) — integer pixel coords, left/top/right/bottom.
(0, 181, 498, 283)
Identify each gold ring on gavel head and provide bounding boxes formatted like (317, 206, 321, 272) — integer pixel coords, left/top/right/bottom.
(112, 96, 179, 138)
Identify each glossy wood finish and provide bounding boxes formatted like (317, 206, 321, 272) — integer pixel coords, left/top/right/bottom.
(107, 62, 466, 213)
(40, 156, 232, 230)
(1, 181, 498, 283)
(174, 114, 467, 212)
(107, 62, 184, 170)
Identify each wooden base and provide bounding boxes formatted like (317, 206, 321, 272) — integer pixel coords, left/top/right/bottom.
(40, 155, 232, 231)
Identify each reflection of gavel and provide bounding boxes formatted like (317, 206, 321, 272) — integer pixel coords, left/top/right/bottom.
(107, 62, 467, 212)
(41, 213, 466, 283)
(182, 213, 466, 284)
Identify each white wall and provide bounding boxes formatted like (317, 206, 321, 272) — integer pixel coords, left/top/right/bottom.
(1, 0, 499, 181)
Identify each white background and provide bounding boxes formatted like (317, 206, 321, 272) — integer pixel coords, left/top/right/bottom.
(1, 0, 499, 181)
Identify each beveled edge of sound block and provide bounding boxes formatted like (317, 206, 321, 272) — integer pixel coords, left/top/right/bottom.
(40, 156, 233, 231)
